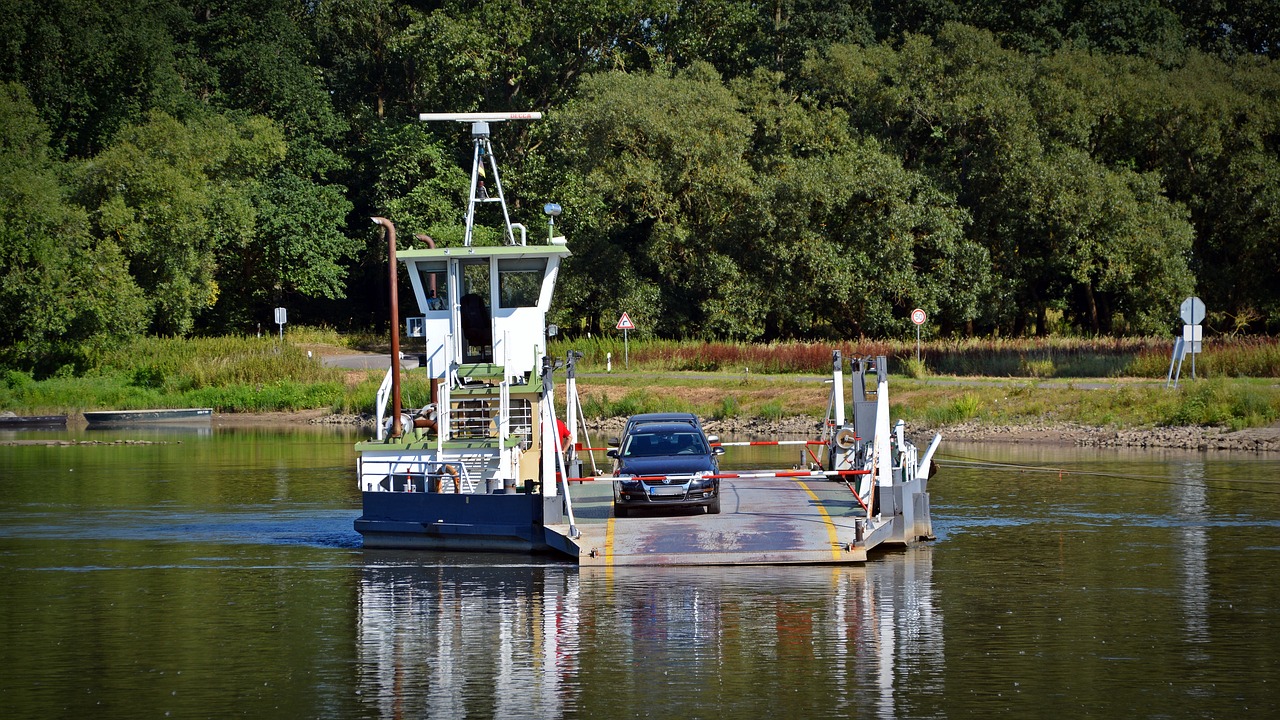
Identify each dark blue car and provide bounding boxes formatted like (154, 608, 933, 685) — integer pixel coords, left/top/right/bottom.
(609, 420, 725, 517)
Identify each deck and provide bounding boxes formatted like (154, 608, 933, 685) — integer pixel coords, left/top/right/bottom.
(546, 476, 896, 566)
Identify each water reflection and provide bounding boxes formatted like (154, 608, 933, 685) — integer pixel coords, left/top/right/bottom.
(1174, 460, 1210, 656)
(84, 422, 214, 437)
(357, 557, 581, 719)
(355, 549, 942, 719)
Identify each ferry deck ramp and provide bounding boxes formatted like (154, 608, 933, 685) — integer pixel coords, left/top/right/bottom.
(546, 476, 897, 566)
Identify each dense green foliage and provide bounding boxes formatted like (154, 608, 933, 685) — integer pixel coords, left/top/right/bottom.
(2, 1, 1279, 374)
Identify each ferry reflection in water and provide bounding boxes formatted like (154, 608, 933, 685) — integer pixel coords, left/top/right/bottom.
(357, 556, 582, 719)
(355, 549, 941, 719)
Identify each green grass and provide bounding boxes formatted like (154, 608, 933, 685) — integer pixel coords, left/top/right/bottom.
(923, 392, 982, 425)
(0, 335, 353, 414)
(712, 395, 742, 420)
(887, 377, 1280, 431)
(757, 399, 787, 421)
(3, 332, 1278, 430)
(578, 389, 698, 419)
(902, 357, 929, 378)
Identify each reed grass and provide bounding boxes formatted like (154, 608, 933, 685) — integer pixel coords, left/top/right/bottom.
(94, 335, 343, 387)
(550, 336, 1280, 378)
(0, 335, 349, 414)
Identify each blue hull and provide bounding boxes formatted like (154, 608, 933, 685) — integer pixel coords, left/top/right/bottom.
(356, 491, 566, 554)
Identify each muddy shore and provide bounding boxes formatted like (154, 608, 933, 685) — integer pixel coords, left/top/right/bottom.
(14, 411, 1275, 453)
(298, 411, 1280, 453)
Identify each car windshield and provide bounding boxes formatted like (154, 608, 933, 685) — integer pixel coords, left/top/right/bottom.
(622, 431, 708, 457)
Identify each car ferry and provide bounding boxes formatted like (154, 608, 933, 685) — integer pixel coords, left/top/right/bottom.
(353, 111, 940, 565)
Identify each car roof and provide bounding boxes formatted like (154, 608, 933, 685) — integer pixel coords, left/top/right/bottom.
(627, 421, 704, 435)
(625, 412, 699, 425)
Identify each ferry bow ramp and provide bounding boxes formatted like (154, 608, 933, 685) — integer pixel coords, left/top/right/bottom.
(547, 476, 905, 566)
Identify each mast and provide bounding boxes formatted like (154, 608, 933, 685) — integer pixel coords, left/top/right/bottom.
(419, 112, 543, 247)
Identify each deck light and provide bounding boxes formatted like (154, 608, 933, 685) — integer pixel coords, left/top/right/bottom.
(544, 203, 562, 243)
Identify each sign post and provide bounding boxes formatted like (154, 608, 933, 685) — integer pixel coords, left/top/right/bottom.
(616, 312, 635, 370)
(1180, 296, 1205, 381)
(1168, 296, 1205, 387)
(274, 307, 287, 341)
(911, 308, 927, 362)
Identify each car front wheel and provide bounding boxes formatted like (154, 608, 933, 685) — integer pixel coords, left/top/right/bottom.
(614, 504, 629, 518)
(706, 495, 721, 514)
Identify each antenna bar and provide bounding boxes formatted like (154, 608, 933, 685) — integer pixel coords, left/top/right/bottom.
(419, 112, 542, 123)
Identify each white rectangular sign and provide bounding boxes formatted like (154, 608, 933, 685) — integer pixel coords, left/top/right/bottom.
(1182, 324, 1202, 354)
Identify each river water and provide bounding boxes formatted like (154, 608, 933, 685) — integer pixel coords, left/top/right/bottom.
(1, 425, 1278, 718)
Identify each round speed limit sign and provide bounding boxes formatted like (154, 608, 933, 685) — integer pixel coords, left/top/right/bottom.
(911, 308, 927, 325)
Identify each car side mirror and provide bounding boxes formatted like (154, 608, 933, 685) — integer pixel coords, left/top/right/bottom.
(713, 446, 726, 456)
(607, 449, 619, 459)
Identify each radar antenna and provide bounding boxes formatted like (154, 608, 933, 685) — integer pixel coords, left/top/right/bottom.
(419, 112, 542, 246)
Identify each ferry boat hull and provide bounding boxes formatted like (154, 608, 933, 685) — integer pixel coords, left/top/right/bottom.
(356, 491, 552, 553)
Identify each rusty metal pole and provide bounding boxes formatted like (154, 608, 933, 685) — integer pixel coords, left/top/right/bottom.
(372, 217, 403, 439)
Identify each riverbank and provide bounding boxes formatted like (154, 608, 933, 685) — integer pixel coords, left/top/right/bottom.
(664, 416, 1280, 453)
(296, 410, 1280, 453)
(12, 369, 1279, 453)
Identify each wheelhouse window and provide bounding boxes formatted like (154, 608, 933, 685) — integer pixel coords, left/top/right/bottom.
(498, 258, 547, 309)
(416, 263, 448, 312)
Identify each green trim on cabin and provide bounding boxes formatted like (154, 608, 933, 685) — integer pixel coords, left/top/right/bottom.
(398, 244, 571, 261)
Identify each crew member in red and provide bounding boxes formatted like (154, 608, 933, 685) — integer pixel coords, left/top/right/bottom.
(555, 418, 571, 451)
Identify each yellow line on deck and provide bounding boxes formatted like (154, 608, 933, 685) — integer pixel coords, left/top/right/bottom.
(604, 515, 616, 569)
(796, 480, 843, 562)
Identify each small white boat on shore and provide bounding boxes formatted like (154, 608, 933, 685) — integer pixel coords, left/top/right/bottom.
(84, 408, 213, 426)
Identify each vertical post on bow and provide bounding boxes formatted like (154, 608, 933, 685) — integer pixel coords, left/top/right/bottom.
(372, 217, 403, 439)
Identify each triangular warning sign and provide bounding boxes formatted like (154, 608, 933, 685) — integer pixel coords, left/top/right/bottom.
(616, 312, 635, 330)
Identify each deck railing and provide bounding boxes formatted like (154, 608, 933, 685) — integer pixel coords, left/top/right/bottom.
(374, 364, 394, 441)
(357, 456, 479, 493)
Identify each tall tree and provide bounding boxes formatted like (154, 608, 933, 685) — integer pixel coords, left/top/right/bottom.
(74, 111, 278, 334)
(1088, 51, 1280, 331)
(806, 24, 1197, 334)
(0, 0, 194, 157)
(543, 63, 761, 338)
(182, 0, 348, 177)
(732, 67, 983, 338)
(0, 83, 145, 371)
(1178, 0, 1280, 60)
(541, 63, 981, 340)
